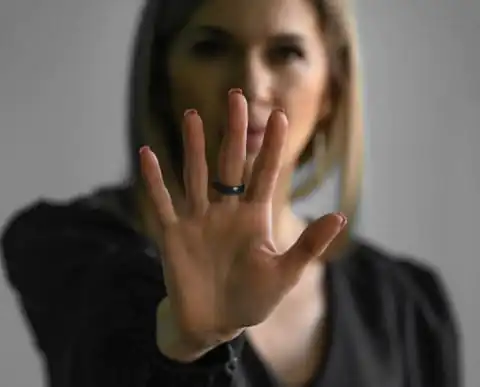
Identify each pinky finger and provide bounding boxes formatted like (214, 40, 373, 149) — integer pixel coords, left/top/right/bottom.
(139, 146, 178, 227)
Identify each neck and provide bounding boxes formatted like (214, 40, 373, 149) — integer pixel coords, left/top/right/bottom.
(269, 164, 307, 253)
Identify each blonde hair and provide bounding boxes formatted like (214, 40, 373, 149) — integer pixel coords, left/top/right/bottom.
(128, 0, 363, 233)
(293, 0, 364, 233)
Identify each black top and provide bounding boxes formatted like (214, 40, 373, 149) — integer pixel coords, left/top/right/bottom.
(1, 187, 461, 387)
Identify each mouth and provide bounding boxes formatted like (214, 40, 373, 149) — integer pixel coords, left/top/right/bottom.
(246, 122, 266, 153)
(247, 123, 265, 135)
(218, 119, 268, 154)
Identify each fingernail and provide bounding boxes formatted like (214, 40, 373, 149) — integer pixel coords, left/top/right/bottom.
(336, 212, 348, 228)
(228, 88, 243, 95)
(139, 145, 150, 154)
(274, 107, 285, 114)
(184, 108, 197, 117)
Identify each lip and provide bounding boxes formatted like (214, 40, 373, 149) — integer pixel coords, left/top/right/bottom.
(219, 119, 267, 153)
(246, 122, 266, 153)
(247, 123, 266, 135)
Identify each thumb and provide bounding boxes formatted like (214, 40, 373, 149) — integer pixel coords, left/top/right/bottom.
(278, 213, 347, 281)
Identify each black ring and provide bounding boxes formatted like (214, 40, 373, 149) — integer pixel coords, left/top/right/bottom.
(212, 181, 245, 196)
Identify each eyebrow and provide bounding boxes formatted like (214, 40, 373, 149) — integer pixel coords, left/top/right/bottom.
(270, 33, 304, 46)
(189, 25, 232, 39)
(186, 25, 305, 45)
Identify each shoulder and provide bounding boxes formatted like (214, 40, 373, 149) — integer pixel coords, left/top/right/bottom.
(332, 240, 460, 385)
(1, 185, 137, 249)
(336, 240, 457, 328)
(1, 186, 164, 307)
(0, 186, 154, 290)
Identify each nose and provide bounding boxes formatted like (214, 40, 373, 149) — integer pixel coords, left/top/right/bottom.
(232, 52, 272, 106)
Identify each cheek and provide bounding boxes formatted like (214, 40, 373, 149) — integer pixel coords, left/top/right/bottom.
(277, 68, 327, 162)
(167, 59, 230, 167)
(169, 64, 222, 119)
(168, 52, 232, 123)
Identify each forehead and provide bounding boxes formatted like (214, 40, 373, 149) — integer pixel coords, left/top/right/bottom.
(185, 0, 321, 40)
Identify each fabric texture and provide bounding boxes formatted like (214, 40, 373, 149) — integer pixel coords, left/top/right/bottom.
(1, 186, 461, 387)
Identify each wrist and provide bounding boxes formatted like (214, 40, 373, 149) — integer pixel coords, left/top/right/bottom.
(156, 298, 221, 363)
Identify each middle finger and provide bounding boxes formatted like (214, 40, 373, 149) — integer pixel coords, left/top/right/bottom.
(214, 89, 248, 202)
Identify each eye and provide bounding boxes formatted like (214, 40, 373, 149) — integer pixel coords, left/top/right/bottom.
(269, 44, 305, 64)
(191, 39, 229, 58)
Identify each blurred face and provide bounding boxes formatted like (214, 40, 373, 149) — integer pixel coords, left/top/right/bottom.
(167, 0, 329, 171)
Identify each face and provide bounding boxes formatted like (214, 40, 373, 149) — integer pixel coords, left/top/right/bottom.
(166, 0, 330, 172)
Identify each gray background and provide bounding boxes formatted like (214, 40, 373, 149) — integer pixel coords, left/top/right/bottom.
(0, 0, 478, 386)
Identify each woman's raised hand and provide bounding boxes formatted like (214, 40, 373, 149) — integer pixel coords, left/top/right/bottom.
(140, 90, 346, 360)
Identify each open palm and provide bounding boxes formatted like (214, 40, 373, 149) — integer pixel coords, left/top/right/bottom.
(140, 90, 346, 343)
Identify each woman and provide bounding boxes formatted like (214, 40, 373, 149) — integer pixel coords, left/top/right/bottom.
(1, 0, 460, 386)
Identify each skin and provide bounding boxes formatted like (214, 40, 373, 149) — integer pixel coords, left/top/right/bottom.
(166, 0, 330, 234)
(139, 0, 344, 386)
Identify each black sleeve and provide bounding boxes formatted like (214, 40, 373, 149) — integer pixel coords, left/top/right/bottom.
(1, 201, 242, 387)
(395, 258, 462, 387)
